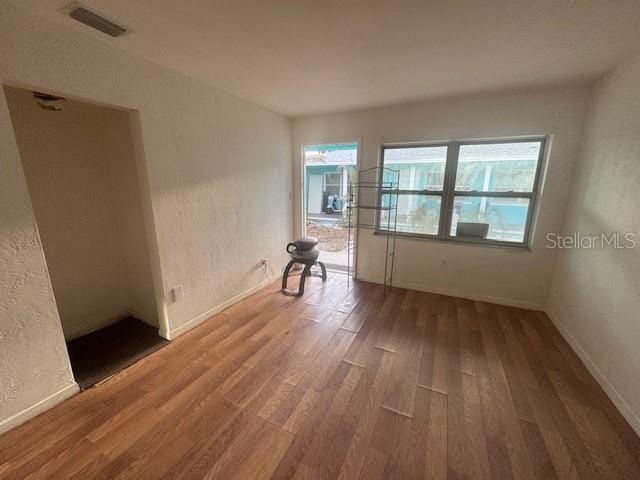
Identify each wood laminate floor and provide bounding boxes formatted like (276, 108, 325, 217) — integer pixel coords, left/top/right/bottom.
(1, 274, 639, 479)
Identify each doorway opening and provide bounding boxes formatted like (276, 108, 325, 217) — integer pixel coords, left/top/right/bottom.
(4, 85, 166, 389)
(303, 143, 357, 271)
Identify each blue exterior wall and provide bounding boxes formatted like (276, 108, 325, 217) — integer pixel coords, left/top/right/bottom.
(304, 165, 356, 212)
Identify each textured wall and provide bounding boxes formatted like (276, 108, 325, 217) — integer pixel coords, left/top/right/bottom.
(548, 51, 640, 433)
(4, 87, 157, 339)
(293, 85, 589, 308)
(0, 84, 76, 434)
(102, 108, 159, 330)
(0, 1, 291, 429)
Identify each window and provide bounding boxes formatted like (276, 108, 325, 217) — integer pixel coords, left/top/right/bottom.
(324, 171, 343, 197)
(379, 137, 546, 247)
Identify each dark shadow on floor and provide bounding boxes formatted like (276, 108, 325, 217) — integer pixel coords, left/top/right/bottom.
(66, 316, 168, 389)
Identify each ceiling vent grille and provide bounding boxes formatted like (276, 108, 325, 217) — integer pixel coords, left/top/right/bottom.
(68, 5, 127, 37)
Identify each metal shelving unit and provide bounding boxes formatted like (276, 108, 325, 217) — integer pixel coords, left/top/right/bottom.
(346, 166, 399, 293)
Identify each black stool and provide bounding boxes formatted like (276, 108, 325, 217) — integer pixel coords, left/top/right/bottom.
(282, 236, 327, 296)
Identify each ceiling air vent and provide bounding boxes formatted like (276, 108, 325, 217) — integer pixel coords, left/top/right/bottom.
(68, 5, 127, 38)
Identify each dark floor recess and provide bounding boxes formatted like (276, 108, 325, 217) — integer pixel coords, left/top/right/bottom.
(66, 316, 168, 389)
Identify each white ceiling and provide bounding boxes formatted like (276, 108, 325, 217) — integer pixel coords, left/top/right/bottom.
(13, 0, 640, 116)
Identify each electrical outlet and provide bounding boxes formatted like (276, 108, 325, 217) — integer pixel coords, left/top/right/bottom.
(172, 285, 185, 302)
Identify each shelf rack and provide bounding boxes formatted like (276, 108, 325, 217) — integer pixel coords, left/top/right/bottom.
(346, 166, 400, 293)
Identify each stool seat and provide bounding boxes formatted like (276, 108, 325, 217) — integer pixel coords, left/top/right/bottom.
(292, 236, 318, 251)
(282, 237, 327, 296)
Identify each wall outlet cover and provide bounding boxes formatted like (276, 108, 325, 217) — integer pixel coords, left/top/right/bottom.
(172, 285, 185, 302)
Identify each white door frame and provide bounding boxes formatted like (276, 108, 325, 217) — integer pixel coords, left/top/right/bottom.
(300, 138, 361, 276)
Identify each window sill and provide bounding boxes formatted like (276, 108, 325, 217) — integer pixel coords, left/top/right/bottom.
(373, 230, 532, 252)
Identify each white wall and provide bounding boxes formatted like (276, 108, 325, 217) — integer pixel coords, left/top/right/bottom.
(103, 109, 160, 329)
(0, 1, 291, 433)
(0, 81, 78, 437)
(293, 85, 589, 308)
(4, 86, 158, 339)
(548, 51, 640, 434)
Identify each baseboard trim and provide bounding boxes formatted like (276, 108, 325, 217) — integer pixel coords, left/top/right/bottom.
(164, 278, 273, 340)
(546, 301, 640, 436)
(158, 327, 171, 340)
(0, 382, 79, 436)
(391, 280, 545, 311)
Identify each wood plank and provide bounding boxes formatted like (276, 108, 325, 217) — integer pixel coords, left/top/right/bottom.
(293, 363, 363, 479)
(0, 276, 637, 480)
(520, 419, 558, 480)
(418, 386, 448, 480)
(476, 301, 536, 480)
(381, 307, 423, 417)
(336, 350, 395, 480)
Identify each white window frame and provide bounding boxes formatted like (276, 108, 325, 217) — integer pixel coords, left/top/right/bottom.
(378, 136, 548, 248)
(324, 170, 344, 197)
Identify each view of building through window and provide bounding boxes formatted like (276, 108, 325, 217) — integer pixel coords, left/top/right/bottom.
(303, 143, 357, 270)
(381, 140, 543, 244)
(381, 145, 447, 235)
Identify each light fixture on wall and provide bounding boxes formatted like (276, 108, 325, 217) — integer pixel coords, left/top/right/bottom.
(33, 92, 66, 111)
